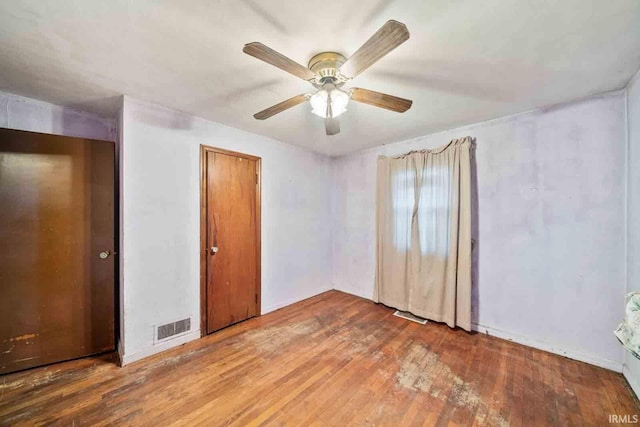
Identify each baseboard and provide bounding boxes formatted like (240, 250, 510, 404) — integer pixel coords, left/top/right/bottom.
(473, 322, 622, 372)
(334, 289, 623, 372)
(121, 288, 331, 365)
(262, 286, 333, 315)
(121, 330, 201, 366)
(623, 364, 640, 399)
(332, 286, 372, 301)
(119, 289, 621, 373)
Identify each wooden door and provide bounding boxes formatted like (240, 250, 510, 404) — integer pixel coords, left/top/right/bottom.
(201, 146, 260, 334)
(0, 128, 115, 374)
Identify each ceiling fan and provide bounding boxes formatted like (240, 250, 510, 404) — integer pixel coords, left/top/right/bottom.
(243, 20, 413, 136)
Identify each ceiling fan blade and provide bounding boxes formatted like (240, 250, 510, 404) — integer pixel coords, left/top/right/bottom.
(325, 117, 340, 135)
(243, 42, 317, 81)
(339, 20, 409, 79)
(253, 94, 308, 120)
(350, 88, 412, 113)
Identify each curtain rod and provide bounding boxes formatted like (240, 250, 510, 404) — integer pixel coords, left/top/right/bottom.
(384, 136, 475, 159)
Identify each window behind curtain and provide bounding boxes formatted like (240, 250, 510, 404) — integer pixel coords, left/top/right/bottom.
(391, 165, 452, 256)
(375, 137, 473, 331)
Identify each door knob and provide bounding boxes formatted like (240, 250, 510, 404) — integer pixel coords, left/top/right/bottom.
(99, 250, 111, 259)
(210, 246, 219, 254)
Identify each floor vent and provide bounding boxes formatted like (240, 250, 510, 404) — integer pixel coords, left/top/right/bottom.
(393, 310, 428, 325)
(155, 318, 191, 342)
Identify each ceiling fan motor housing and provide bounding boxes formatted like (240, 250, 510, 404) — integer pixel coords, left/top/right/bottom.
(308, 52, 348, 85)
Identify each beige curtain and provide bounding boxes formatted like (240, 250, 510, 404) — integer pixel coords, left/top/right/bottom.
(374, 137, 473, 331)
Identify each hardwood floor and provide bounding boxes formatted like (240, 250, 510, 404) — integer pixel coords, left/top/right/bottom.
(0, 290, 637, 426)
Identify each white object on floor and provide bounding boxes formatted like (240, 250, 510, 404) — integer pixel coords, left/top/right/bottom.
(393, 310, 428, 325)
(615, 291, 640, 360)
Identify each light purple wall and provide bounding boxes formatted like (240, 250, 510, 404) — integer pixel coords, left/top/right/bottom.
(624, 69, 640, 394)
(331, 92, 627, 371)
(120, 96, 333, 363)
(0, 91, 115, 141)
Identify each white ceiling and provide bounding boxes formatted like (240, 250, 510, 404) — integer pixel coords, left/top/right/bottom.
(1, 0, 639, 156)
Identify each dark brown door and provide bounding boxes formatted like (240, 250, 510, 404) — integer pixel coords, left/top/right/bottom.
(202, 147, 260, 333)
(0, 128, 115, 374)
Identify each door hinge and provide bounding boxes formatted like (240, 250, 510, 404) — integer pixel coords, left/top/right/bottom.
(256, 173, 258, 184)
(255, 293, 258, 304)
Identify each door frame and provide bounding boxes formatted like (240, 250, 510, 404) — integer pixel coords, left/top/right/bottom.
(199, 145, 262, 336)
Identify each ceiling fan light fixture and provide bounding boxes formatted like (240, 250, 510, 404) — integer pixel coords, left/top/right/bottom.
(310, 89, 328, 117)
(244, 20, 412, 135)
(330, 88, 349, 117)
(310, 87, 349, 118)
